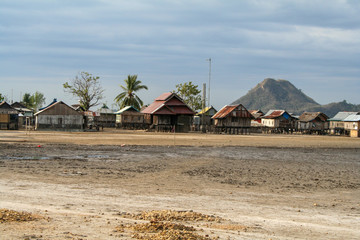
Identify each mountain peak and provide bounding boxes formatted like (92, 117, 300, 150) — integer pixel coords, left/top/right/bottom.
(231, 78, 360, 116)
(232, 78, 319, 114)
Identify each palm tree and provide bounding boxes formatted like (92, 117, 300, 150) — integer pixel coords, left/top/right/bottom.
(114, 75, 148, 110)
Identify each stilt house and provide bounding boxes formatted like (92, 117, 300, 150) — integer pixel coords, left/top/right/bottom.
(115, 106, 145, 129)
(328, 111, 359, 135)
(297, 112, 329, 134)
(211, 104, 253, 134)
(261, 110, 296, 132)
(343, 113, 360, 137)
(141, 92, 195, 132)
(0, 101, 19, 130)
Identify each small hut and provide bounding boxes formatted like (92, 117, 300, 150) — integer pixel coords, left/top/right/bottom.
(297, 112, 329, 134)
(115, 106, 145, 129)
(34, 101, 83, 131)
(0, 101, 19, 130)
(211, 104, 253, 134)
(95, 105, 116, 128)
(11, 102, 34, 129)
(194, 106, 217, 131)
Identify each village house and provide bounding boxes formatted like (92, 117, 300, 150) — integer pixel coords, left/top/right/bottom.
(95, 105, 116, 128)
(34, 101, 83, 131)
(343, 113, 360, 137)
(141, 92, 195, 132)
(328, 111, 358, 135)
(0, 101, 19, 130)
(11, 102, 34, 129)
(211, 104, 253, 134)
(83, 111, 101, 130)
(261, 110, 296, 133)
(297, 112, 329, 134)
(193, 106, 217, 131)
(115, 106, 145, 129)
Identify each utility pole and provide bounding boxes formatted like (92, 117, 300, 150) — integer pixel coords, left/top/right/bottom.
(202, 83, 206, 133)
(206, 58, 211, 108)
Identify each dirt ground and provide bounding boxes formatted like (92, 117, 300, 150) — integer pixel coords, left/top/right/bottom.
(0, 130, 360, 239)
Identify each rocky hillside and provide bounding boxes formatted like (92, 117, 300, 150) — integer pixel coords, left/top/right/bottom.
(231, 78, 359, 117)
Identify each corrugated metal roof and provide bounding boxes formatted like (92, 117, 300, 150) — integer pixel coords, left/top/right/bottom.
(328, 112, 358, 121)
(197, 106, 217, 115)
(249, 110, 264, 119)
(96, 108, 115, 114)
(212, 105, 238, 119)
(343, 114, 360, 122)
(115, 106, 139, 114)
(212, 104, 252, 119)
(263, 110, 286, 119)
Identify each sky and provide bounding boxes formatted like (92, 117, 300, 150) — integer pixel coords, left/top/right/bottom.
(1, 0, 359, 111)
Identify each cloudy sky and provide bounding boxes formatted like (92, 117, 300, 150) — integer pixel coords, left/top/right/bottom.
(1, 0, 359, 110)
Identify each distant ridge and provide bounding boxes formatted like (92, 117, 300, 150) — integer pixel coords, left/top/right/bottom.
(231, 78, 359, 117)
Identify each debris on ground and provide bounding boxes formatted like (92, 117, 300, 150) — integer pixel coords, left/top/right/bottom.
(116, 220, 218, 240)
(0, 209, 42, 223)
(119, 210, 223, 222)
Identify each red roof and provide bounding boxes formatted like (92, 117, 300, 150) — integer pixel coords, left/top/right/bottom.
(155, 92, 174, 101)
(141, 92, 195, 115)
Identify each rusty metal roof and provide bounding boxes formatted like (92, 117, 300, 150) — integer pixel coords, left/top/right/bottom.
(212, 104, 252, 119)
(249, 110, 264, 119)
(212, 105, 238, 119)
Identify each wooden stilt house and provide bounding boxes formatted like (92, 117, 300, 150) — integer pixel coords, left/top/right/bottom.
(211, 104, 253, 134)
(141, 92, 195, 132)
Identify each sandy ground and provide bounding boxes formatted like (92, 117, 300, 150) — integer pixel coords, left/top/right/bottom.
(0, 130, 360, 239)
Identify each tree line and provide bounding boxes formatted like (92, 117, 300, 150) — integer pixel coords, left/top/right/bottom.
(1, 71, 203, 112)
(63, 71, 203, 112)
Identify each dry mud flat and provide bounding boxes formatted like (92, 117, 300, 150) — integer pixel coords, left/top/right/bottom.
(0, 137, 360, 239)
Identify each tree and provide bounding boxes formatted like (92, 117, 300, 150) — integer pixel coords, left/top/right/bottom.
(114, 75, 148, 110)
(0, 93, 5, 102)
(175, 81, 202, 111)
(22, 93, 33, 108)
(63, 71, 104, 111)
(30, 91, 46, 111)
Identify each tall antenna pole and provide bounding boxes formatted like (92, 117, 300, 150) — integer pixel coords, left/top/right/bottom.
(206, 58, 211, 108)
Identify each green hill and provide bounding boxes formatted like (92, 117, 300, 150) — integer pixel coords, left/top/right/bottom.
(231, 78, 359, 117)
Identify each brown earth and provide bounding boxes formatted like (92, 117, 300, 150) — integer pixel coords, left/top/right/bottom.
(0, 130, 359, 239)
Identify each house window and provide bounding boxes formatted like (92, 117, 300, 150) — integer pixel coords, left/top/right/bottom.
(58, 118, 63, 125)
